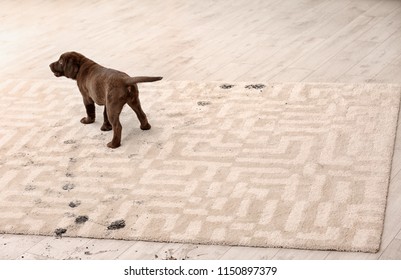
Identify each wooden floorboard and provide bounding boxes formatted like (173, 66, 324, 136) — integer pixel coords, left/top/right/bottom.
(1, 0, 401, 259)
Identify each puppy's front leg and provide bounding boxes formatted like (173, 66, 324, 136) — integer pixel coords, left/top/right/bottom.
(80, 98, 96, 124)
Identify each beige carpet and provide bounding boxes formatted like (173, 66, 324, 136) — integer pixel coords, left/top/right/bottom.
(0, 80, 400, 253)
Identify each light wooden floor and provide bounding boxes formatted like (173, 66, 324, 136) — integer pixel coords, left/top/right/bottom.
(1, 0, 401, 260)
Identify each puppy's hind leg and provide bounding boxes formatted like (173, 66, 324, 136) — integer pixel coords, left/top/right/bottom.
(106, 101, 125, 148)
(80, 97, 96, 124)
(100, 106, 112, 131)
(127, 97, 151, 130)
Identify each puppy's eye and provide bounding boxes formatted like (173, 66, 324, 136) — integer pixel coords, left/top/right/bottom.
(59, 59, 64, 65)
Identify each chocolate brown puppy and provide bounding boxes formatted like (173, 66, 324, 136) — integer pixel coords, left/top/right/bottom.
(49, 51, 162, 148)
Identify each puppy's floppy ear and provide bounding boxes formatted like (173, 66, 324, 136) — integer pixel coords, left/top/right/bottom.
(63, 56, 79, 79)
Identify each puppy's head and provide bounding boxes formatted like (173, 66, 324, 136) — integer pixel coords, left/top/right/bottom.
(49, 52, 83, 79)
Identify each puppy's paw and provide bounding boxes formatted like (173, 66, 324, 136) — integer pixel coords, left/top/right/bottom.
(101, 124, 112, 131)
(140, 123, 151, 130)
(80, 117, 95, 124)
(107, 141, 120, 149)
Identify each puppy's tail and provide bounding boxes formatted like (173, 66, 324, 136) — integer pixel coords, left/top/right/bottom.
(124, 76, 163, 85)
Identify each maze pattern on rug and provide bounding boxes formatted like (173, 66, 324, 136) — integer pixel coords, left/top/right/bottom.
(0, 80, 399, 253)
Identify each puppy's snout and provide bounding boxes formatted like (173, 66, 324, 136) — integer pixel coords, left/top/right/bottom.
(49, 62, 62, 77)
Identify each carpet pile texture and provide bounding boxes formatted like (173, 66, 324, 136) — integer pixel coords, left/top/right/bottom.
(0, 80, 400, 253)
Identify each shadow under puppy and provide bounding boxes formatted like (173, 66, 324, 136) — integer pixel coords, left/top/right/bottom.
(49, 51, 162, 148)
